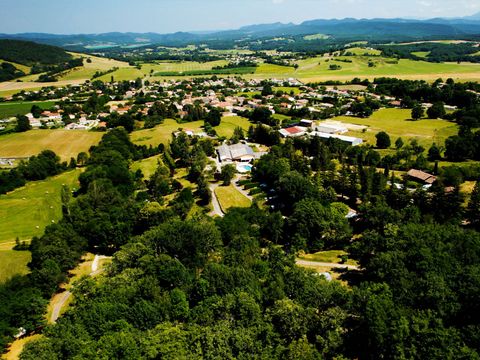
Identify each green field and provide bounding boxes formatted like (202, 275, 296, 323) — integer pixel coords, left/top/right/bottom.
(298, 250, 358, 266)
(344, 47, 382, 56)
(215, 185, 251, 212)
(243, 56, 480, 83)
(0, 60, 31, 74)
(0, 129, 102, 160)
(0, 169, 81, 243)
(216, 116, 252, 138)
(411, 51, 431, 58)
(332, 108, 458, 147)
(131, 119, 204, 147)
(131, 154, 162, 179)
(0, 250, 31, 283)
(0, 101, 56, 119)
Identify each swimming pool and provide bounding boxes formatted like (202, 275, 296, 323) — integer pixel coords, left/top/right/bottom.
(237, 164, 252, 172)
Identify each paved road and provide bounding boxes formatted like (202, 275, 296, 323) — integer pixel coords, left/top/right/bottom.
(50, 255, 110, 323)
(296, 259, 359, 270)
(209, 183, 224, 217)
(233, 174, 254, 201)
(50, 291, 72, 323)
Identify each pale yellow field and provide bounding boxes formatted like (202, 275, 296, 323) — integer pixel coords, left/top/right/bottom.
(0, 129, 102, 160)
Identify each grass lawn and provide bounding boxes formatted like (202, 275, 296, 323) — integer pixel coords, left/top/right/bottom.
(333, 108, 458, 148)
(0, 60, 31, 74)
(0, 169, 81, 243)
(216, 116, 252, 138)
(0, 129, 102, 160)
(0, 101, 56, 119)
(297, 250, 358, 266)
(215, 184, 251, 212)
(0, 250, 31, 283)
(131, 154, 162, 179)
(131, 119, 204, 147)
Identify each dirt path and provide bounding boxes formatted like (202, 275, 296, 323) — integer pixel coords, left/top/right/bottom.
(208, 183, 224, 217)
(296, 259, 359, 270)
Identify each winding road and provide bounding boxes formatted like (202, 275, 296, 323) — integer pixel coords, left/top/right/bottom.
(208, 183, 225, 217)
(50, 254, 110, 323)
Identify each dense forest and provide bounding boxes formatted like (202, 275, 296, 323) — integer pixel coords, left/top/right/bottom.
(0, 39, 72, 66)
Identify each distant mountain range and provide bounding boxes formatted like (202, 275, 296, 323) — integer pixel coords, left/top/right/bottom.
(1, 13, 480, 50)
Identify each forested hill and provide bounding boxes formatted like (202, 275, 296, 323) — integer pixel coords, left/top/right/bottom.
(0, 39, 72, 66)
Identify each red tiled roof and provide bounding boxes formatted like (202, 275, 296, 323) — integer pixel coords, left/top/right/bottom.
(286, 127, 303, 134)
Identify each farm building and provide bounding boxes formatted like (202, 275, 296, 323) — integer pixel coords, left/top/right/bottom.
(312, 132, 363, 146)
(315, 123, 348, 134)
(279, 126, 307, 138)
(407, 169, 437, 184)
(217, 143, 255, 163)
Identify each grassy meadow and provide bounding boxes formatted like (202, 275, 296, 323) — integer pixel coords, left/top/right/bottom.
(216, 116, 252, 138)
(131, 119, 204, 147)
(0, 130, 102, 160)
(131, 154, 162, 179)
(0, 169, 81, 243)
(0, 250, 31, 283)
(298, 250, 358, 266)
(332, 108, 458, 148)
(215, 185, 251, 212)
(0, 100, 56, 119)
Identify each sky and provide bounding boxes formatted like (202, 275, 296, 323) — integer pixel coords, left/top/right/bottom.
(0, 0, 479, 34)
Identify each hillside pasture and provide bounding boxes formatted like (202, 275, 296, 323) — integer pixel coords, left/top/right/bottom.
(332, 108, 458, 147)
(0, 169, 81, 243)
(57, 53, 130, 81)
(0, 130, 102, 160)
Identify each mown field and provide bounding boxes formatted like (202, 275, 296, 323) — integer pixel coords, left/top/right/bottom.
(215, 185, 251, 212)
(0, 169, 81, 243)
(0, 130, 102, 160)
(332, 108, 458, 148)
(0, 100, 56, 119)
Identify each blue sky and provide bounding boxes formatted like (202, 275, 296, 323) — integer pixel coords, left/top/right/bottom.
(1, 0, 479, 34)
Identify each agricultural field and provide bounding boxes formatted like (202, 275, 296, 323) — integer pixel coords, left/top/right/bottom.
(0, 169, 81, 243)
(0, 130, 102, 160)
(131, 119, 203, 147)
(0, 100, 56, 119)
(0, 250, 31, 283)
(215, 184, 251, 212)
(332, 108, 458, 148)
(216, 116, 252, 138)
(245, 55, 480, 82)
